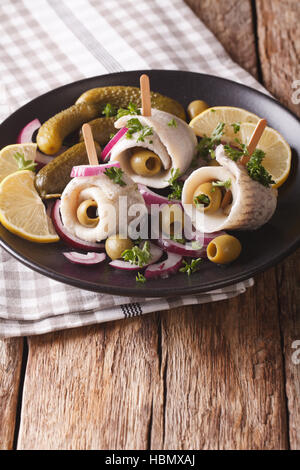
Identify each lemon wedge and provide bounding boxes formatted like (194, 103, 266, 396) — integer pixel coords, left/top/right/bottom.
(0, 170, 59, 243)
(0, 143, 37, 183)
(189, 106, 260, 143)
(239, 123, 291, 188)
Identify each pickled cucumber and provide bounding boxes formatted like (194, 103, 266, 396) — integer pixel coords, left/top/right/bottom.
(76, 86, 186, 121)
(36, 103, 99, 155)
(35, 141, 101, 198)
(78, 116, 115, 146)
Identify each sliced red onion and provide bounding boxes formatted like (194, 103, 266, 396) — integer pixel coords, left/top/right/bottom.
(101, 127, 128, 161)
(138, 184, 182, 206)
(109, 242, 163, 271)
(51, 200, 105, 252)
(184, 226, 226, 245)
(157, 237, 207, 258)
(70, 161, 120, 178)
(145, 252, 183, 279)
(17, 118, 41, 144)
(63, 251, 106, 265)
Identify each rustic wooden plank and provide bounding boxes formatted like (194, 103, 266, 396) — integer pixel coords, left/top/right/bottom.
(152, 269, 288, 450)
(0, 338, 24, 450)
(17, 317, 161, 450)
(256, 0, 300, 118)
(276, 249, 300, 449)
(185, 0, 258, 78)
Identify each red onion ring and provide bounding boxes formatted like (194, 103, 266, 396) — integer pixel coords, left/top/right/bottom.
(70, 161, 120, 178)
(101, 127, 128, 161)
(109, 243, 163, 271)
(145, 252, 183, 279)
(63, 251, 106, 265)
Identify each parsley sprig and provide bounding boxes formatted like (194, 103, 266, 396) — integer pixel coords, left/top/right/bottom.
(102, 103, 117, 117)
(212, 179, 231, 190)
(104, 167, 126, 186)
(125, 118, 153, 142)
(136, 272, 147, 283)
(122, 241, 151, 267)
(167, 168, 183, 200)
(13, 152, 37, 172)
(179, 258, 203, 276)
(117, 102, 141, 119)
(193, 194, 210, 207)
(168, 118, 177, 127)
(196, 122, 225, 161)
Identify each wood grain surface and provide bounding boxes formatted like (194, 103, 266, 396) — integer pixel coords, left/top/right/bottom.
(1, 0, 300, 451)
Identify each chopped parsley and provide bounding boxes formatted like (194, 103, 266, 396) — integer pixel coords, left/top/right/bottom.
(179, 258, 203, 276)
(136, 272, 147, 283)
(125, 118, 153, 142)
(104, 166, 126, 186)
(246, 149, 275, 187)
(193, 193, 210, 207)
(168, 118, 177, 127)
(117, 102, 141, 119)
(195, 122, 225, 160)
(212, 179, 231, 190)
(122, 241, 151, 267)
(13, 152, 37, 172)
(210, 109, 216, 113)
(167, 168, 183, 200)
(102, 103, 117, 117)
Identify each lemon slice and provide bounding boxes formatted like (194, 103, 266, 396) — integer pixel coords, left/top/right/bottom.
(189, 106, 260, 143)
(0, 143, 37, 183)
(0, 170, 59, 243)
(239, 123, 291, 188)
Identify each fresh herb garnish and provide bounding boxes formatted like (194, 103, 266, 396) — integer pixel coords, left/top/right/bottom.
(122, 241, 151, 267)
(170, 234, 185, 244)
(102, 103, 117, 117)
(104, 167, 126, 186)
(193, 194, 210, 207)
(136, 272, 147, 283)
(246, 149, 275, 187)
(212, 179, 231, 190)
(136, 125, 153, 142)
(117, 102, 141, 119)
(224, 138, 247, 161)
(210, 109, 216, 113)
(13, 152, 37, 172)
(231, 122, 241, 134)
(167, 168, 183, 200)
(168, 118, 177, 127)
(179, 258, 202, 276)
(109, 132, 116, 139)
(195, 122, 225, 160)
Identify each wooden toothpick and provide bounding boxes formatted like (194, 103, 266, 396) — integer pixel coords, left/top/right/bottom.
(140, 74, 151, 116)
(240, 118, 267, 165)
(82, 123, 98, 165)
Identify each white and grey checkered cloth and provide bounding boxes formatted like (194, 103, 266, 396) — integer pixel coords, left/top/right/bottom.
(0, 0, 262, 337)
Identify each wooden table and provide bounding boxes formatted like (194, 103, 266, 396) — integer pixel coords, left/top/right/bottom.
(1, 0, 299, 450)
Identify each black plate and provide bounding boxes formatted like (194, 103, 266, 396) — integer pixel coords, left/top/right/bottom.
(0, 70, 299, 297)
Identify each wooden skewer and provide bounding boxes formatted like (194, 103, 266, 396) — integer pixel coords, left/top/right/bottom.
(240, 118, 267, 165)
(140, 74, 152, 116)
(81, 123, 98, 165)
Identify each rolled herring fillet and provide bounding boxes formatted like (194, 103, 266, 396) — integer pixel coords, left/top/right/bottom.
(182, 144, 278, 233)
(60, 172, 147, 242)
(109, 109, 197, 188)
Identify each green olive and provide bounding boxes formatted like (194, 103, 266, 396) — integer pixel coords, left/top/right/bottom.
(187, 100, 209, 120)
(160, 204, 184, 238)
(105, 234, 134, 260)
(207, 235, 242, 264)
(193, 182, 222, 213)
(77, 199, 99, 227)
(130, 149, 162, 177)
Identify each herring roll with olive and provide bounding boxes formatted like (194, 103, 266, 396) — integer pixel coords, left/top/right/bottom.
(182, 144, 278, 233)
(109, 109, 197, 188)
(60, 167, 147, 243)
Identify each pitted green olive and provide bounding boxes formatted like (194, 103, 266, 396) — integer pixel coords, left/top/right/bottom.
(193, 182, 222, 213)
(130, 149, 162, 177)
(77, 199, 99, 227)
(105, 234, 134, 260)
(207, 235, 241, 264)
(187, 100, 209, 120)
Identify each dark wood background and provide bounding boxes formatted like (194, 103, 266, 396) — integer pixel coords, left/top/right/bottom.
(0, 0, 299, 450)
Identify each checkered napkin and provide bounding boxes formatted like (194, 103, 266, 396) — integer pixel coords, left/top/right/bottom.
(0, 0, 261, 337)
